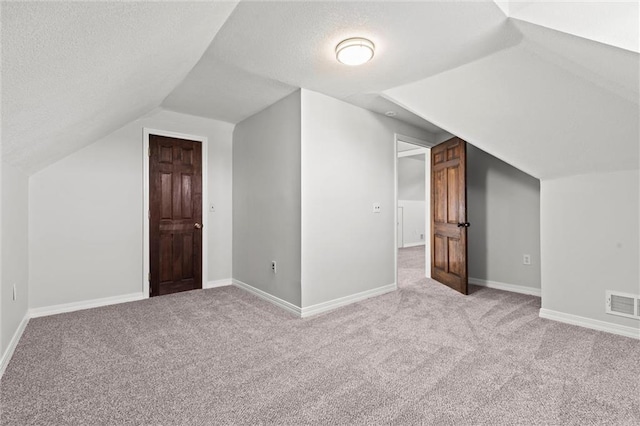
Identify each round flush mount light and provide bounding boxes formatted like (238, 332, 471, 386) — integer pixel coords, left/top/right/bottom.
(335, 37, 375, 66)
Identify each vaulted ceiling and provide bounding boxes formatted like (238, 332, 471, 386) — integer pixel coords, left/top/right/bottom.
(2, 1, 239, 173)
(2, 1, 638, 177)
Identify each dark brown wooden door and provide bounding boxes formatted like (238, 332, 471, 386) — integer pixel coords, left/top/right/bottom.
(431, 137, 469, 295)
(149, 135, 202, 296)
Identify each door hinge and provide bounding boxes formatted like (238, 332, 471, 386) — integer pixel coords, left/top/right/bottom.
(148, 147, 151, 157)
(148, 210, 151, 219)
(148, 272, 151, 282)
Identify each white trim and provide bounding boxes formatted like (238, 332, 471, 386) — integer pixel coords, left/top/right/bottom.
(394, 133, 431, 281)
(204, 279, 232, 289)
(0, 314, 29, 378)
(398, 147, 429, 158)
(232, 279, 302, 316)
(395, 133, 434, 147)
(29, 292, 146, 318)
(401, 242, 426, 248)
(539, 308, 640, 340)
(301, 283, 397, 318)
(468, 277, 541, 297)
(394, 136, 398, 290)
(143, 128, 209, 298)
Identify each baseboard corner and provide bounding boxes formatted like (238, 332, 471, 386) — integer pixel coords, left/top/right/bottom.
(402, 242, 426, 248)
(204, 279, 232, 289)
(0, 313, 30, 379)
(539, 308, 640, 340)
(468, 277, 541, 297)
(232, 279, 302, 317)
(300, 282, 397, 318)
(28, 292, 146, 319)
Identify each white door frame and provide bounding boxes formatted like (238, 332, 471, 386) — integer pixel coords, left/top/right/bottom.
(397, 206, 404, 249)
(394, 133, 431, 284)
(142, 128, 209, 298)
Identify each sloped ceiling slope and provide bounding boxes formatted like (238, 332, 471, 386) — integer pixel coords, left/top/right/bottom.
(162, 1, 521, 131)
(507, 1, 639, 53)
(384, 20, 639, 180)
(2, 1, 238, 174)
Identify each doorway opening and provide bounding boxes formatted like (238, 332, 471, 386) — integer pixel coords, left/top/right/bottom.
(395, 134, 431, 286)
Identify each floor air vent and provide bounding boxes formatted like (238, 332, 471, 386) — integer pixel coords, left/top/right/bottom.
(606, 291, 640, 320)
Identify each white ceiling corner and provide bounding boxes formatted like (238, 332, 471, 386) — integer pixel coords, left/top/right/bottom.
(6, 0, 635, 180)
(2, 1, 239, 174)
(504, 1, 639, 53)
(493, 1, 510, 17)
(384, 40, 639, 180)
(162, 1, 519, 131)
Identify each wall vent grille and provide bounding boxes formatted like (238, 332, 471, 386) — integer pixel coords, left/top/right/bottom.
(606, 291, 640, 320)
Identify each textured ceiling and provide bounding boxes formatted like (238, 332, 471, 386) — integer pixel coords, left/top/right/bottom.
(384, 20, 639, 179)
(506, 1, 639, 53)
(2, 1, 238, 173)
(3, 1, 637, 177)
(162, 1, 520, 131)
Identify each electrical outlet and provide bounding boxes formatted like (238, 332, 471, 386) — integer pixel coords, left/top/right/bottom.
(12, 284, 17, 301)
(420, 234, 424, 240)
(271, 261, 277, 274)
(523, 254, 531, 265)
(372, 203, 381, 213)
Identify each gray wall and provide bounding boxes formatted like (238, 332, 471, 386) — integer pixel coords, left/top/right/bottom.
(541, 170, 639, 329)
(233, 91, 302, 307)
(301, 89, 432, 307)
(398, 156, 425, 201)
(467, 144, 541, 289)
(2, 162, 29, 356)
(29, 109, 234, 308)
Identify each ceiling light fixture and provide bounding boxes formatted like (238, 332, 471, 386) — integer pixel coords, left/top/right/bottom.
(385, 111, 397, 117)
(335, 37, 375, 66)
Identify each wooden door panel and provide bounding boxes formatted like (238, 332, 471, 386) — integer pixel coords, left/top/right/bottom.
(448, 238, 463, 276)
(182, 234, 193, 278)
(150, 134, 202, 297)
(160, 235, 172, 282)
(431, 137, 468, 294)
(160, 145, 173, 163)
(161, 174, 172, 218)
(447, 166, 459, 224)
(434, 235, 447, 270)
(433, 169, 446, 223)
(172, 233, 184, 282)
(181, 175, 193, 218)
(171, 173, 183, 219)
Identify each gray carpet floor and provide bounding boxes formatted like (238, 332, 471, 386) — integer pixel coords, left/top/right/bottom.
(2, 246, 639, 425)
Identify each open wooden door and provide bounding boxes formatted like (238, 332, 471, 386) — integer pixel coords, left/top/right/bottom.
(431, 137, 469, 294)
(149, 134, 203, 296)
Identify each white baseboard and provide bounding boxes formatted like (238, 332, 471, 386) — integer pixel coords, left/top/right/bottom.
(402, 242, 425, 248)
(204, 279, 232, 289)
(0, 314, 29, 379)
(539, 308, 639, 340)
(29, 292, 146, 319)
(232, 279, 302, 316)
(301, 283, 397, 318)
(468, 277, 541, 297)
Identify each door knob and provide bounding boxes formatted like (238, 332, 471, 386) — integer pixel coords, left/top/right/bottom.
(457, 222, 470, 228)
(194, 223, 203, 229)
